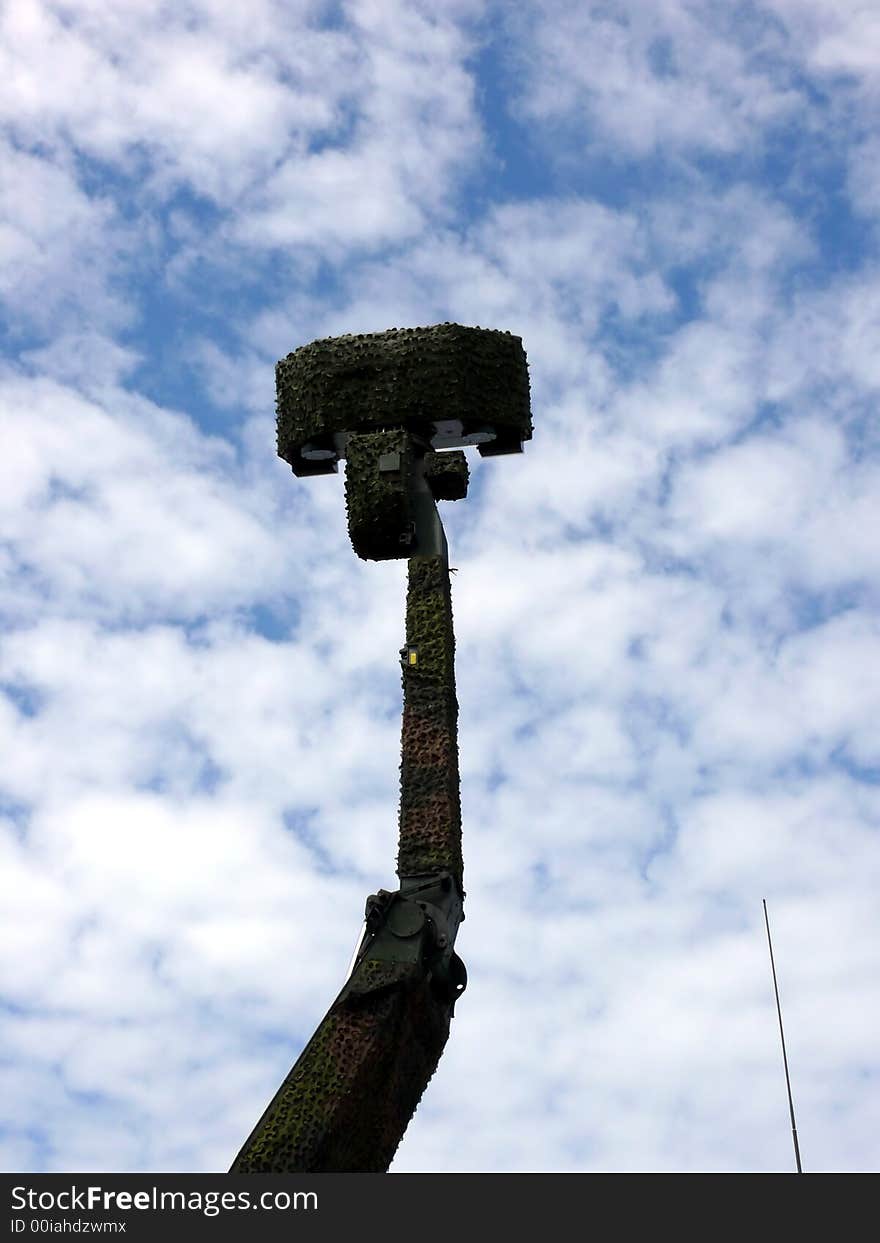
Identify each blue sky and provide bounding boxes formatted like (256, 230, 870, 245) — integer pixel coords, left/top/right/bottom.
(1, 0, 879, 1173)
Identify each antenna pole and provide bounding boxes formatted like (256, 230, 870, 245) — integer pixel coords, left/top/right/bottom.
(763, 899, 803, 1173)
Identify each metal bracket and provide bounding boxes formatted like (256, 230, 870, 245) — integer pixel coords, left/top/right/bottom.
(345, 873, 467, 1011)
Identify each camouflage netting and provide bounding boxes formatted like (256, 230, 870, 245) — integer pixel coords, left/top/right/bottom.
(230, 959, 451, 1173)
(276, 323, 532, 475)
(231, 553, 464, 1175)
(344, 429, 415, 560)
(423, 449, 469, 501)
(397, 555, 462, 886)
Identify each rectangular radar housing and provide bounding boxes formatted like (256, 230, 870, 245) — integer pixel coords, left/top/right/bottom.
(276, 323, 532, 477)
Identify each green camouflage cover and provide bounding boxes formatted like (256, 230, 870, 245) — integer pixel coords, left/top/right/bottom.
(423, 449, 469, 501)
(276, 323, 531, 473)
(344, 429, 415, 560)
(398, 555, 462, 886)
(229, 959, 451, 1173)
(230, 552, 463, 1173)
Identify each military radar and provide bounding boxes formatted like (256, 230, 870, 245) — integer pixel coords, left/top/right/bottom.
(230, 323, 531, 1173)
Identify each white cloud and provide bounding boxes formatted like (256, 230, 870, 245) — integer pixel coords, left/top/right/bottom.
(232, 2, 484, 250)
(0, 0, 355, 201)
(767, 0, 880, 90)
(0, 369, 294, 622)
(0, 140, 131, 334)
(504, 0, 802, 158)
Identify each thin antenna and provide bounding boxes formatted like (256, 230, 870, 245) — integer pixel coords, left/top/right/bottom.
(763, 899, 803, 1173)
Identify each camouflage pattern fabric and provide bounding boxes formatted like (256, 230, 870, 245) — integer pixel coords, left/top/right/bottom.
(230, 553, 460, 1174)
(276, 323, 531, 474)
(397, 554, 462, 887)
(229, 961, 451, 1173)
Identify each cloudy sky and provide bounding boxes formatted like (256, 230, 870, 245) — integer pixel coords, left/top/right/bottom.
(2, 0, 879, 1174)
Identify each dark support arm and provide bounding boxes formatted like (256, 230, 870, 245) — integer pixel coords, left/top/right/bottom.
(398, 557, 462, 886)
(227, 935, 454, 1172)
(229, 452, 464, 1174)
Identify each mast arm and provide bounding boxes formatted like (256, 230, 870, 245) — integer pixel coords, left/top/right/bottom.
(230, 444, 465, 1174)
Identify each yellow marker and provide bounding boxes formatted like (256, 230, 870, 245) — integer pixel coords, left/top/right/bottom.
(408, 649, 418, 666)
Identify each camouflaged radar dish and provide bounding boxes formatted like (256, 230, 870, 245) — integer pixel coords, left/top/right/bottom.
(276, 323, 532, 476)
(231, 321, 532, 1174)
